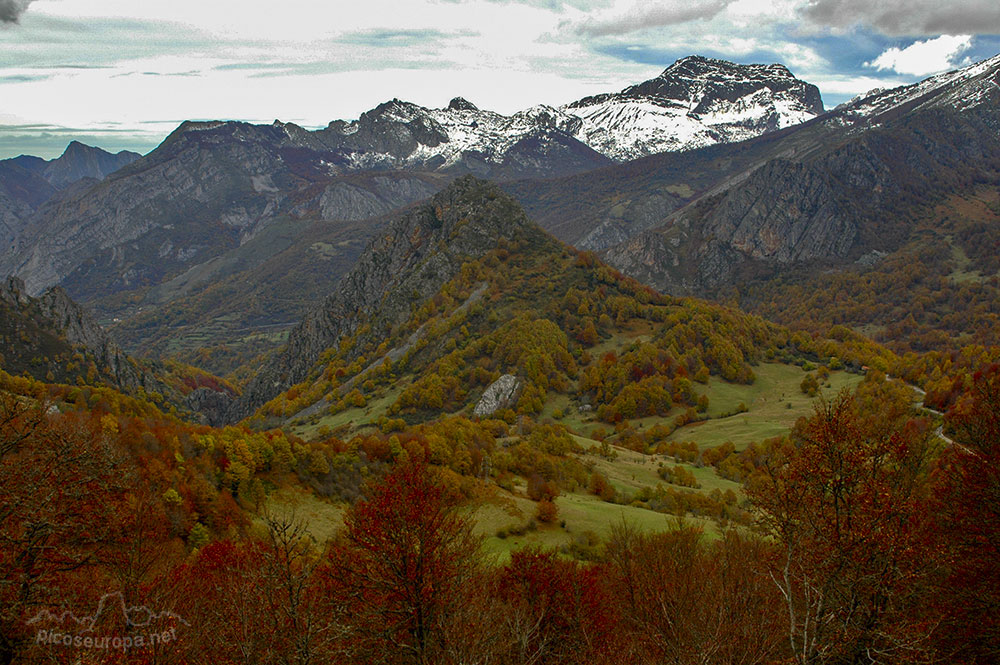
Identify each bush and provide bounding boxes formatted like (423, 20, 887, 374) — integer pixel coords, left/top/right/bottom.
(536, 499, 559, 523)
(589, 471, 616, 502)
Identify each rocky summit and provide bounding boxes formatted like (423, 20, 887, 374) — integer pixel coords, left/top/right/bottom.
(565, 55, 825, 160)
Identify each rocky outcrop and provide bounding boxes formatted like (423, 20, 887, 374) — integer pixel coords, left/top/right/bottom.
(227, 176, 533, 422)
(701, 159, 856, 263)
(0, 275, 165, 396)
(185, 387, 234, 427)
(314, 177, 440, 222)
(473, 375, 521, 417)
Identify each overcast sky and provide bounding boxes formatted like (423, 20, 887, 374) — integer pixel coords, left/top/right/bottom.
(1, 0, 999, 159)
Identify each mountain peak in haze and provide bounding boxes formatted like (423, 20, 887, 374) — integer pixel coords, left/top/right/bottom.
(42, 141, 142, 188)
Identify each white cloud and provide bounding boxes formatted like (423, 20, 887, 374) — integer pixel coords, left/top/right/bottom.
(865, 34, 972, 76)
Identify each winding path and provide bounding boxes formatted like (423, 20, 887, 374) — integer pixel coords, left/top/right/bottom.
(885, 375, 965, 451)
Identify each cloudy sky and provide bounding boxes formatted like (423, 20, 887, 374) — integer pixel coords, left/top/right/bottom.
(1, 0, 999, 159)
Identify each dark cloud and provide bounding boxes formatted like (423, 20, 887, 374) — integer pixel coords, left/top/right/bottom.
(573, 0, 732, 37)
(801, 0, 1000, 36)
(0, 0, 33, 24)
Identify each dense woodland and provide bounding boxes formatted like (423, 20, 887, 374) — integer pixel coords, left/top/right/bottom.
(2, 364, 999, 664)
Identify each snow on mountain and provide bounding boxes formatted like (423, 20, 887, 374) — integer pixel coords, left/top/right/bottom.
(835, 53, 1000, 125)
(563, 56, 824, 161)
(317, 56, 825, 171)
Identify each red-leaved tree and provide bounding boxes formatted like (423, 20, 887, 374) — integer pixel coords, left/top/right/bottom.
(746, 385, 940, 664)
(324, 463, 483, 664)
(932, 364, 1000, 661)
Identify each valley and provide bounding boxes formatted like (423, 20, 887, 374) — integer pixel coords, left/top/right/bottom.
(2, 45, 999, 665)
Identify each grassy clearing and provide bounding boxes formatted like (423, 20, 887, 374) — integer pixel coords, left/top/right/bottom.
(947, 239, 984, 284)
(263, 487, 345, 543)
(474, 489, 712, 562)
(671, 363, 863, 450)
(575, 440, 742, 498)
(261, 482, 696, 564)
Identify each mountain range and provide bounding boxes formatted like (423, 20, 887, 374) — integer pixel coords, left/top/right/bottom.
(3, 44, 1000, 665)
(0, 52, 998, 399)
(0, 141, 140, 254)
(0, 56, 822, 298)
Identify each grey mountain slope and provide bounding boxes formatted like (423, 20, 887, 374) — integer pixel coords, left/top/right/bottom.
(596, 59, 1000, 296)
(227, 176, 530, 422)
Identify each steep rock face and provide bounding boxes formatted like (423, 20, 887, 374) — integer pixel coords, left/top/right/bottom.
(184, 387, 234, 427)
(0, 276, 162, 395)
(701, 158, 856, 262)
(228, 176, 531, 422)
(564, 55, 824, 160)
(0, 161, 56, 252)
(34, 285, 154, 393)
(313, 177, 441, 222)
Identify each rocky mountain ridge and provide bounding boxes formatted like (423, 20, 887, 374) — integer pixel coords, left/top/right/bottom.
(227, 176, 533, 422)
(0, 275, 161, 395)
(315, 55, 824, 169)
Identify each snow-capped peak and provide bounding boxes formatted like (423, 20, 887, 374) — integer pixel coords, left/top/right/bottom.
(315, 55, 828, 171)
(561, 55, 825, 161)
